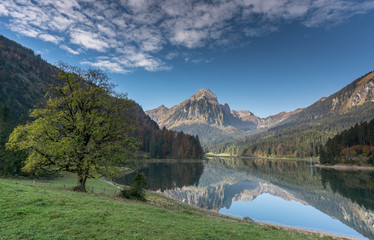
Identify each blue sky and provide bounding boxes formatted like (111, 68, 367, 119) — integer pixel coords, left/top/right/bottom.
(1, 0, 374, 117)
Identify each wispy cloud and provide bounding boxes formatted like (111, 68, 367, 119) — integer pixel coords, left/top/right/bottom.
(8, 22, 41, 38)
(39, 33, 63, 44)
(81, 47, 170, 73)
(69, 29, 109, 52)
(60, 44, 80, 55)
(81, 58, 129, 74)
(303, 0, 374, 27)
(1, 0, 374, 72)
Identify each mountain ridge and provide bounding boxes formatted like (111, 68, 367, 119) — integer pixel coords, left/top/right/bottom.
(290, 71, 374, 123)
(208, 71, 374, 158)
(146, 88, 302, 146)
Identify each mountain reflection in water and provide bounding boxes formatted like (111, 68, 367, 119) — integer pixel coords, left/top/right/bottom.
(116, 158, 374, 239)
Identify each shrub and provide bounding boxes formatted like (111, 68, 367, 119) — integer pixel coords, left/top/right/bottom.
(120, 173, 147, 201)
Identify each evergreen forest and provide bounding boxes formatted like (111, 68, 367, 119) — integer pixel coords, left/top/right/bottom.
(320, 118, 374, 165)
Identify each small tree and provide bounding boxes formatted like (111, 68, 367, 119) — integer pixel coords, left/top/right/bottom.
(6, 64, 139, 191)
(121, 172, 147, 201)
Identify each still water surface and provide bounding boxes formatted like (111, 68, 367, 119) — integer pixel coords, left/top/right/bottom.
(115, 158, 374, 239)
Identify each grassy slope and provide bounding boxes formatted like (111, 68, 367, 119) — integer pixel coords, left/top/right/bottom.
(0, 177, 331, 240)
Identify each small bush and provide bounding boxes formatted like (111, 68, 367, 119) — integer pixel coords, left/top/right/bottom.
(120, 173, 147, 201)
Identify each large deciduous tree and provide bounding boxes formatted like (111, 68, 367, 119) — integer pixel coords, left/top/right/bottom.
(6, 64, 139, 191)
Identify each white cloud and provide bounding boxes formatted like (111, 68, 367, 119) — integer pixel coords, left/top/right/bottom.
(97, 24, 116, 38)
(0, 3, 9, 16)
(81, 49, 170, 74)
(35, 0, 80, 15)
(128, 27, 164, 52)
(303, 0, 374, 27)
(124, 0, 154, 13)
(161, 0, 191, 17)
(1, 0, 374, 72)
(170, 29, 208, 48)
(39, 33, 63, 44)
(9, 22, 40, 37)
(49, 15, 73, 31)
(70, 29, 109, 52)
(60, 44, 80, 55)
(117, 47, 170, 71)
(81, 58, 129, 73)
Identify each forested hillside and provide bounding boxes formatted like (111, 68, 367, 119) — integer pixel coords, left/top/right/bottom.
(135, 104, 204, 159)
(0, 35, 58, 119)
(320, 118, 374, 165)
(0, 35, 58, 175)
(0, 106, 26, 175)
(0, 35, 203, 176)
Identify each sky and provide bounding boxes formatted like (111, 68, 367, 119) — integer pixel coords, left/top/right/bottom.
(1, 0, 374, 117)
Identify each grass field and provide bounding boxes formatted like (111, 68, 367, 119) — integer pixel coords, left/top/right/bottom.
(0, 176, 333, 240)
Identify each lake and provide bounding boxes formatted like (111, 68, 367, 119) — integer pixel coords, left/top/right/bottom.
(115, 157, 374, 239)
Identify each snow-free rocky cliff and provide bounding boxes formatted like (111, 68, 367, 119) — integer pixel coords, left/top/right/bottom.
(146, 88, 300, 146)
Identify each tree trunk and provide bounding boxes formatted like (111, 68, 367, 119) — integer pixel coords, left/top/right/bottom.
(73, 174, 87, 192)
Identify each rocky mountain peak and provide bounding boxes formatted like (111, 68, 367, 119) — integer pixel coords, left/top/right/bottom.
(190, 88, 218, 103)
(146, 88, 302, 146)
(157, 104, 168, 110)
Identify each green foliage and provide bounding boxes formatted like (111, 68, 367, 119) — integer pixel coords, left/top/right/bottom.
(0, 35, 60, 176)
(320, 118, 374, 165)
(1, 104, 10, 122)
(136, 114, 204, 159)
(209, 129, 335, 159)
(0, 106, 28, 176)
(121, 172, 147, 201)
(6, 64, 139, 190)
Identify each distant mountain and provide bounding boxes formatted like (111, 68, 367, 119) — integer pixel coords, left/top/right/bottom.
(0, 35, 203, 175)
(147, 89, 254, 130)
(288, 71, 374, 123)
(146, 88, 300, 146)
(209, 71, 374, 158)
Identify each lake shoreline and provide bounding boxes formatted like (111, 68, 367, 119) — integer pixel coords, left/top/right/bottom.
(255, 221, 365, 240)
(205, 154, 318, 161)
(315, 164, 374, 171)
